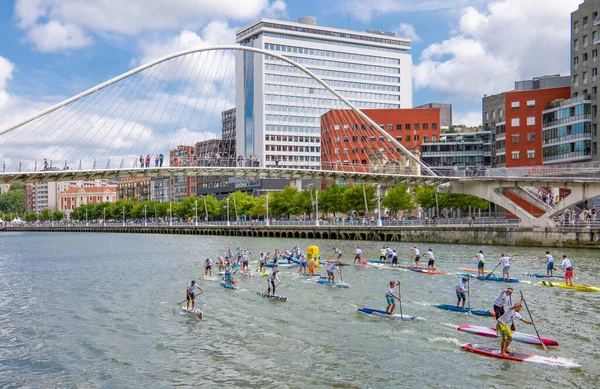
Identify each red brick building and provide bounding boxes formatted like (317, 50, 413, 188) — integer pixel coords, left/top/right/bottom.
(503, 87, 571, 167)
(60, 186, 117, 218)
(321, 108, 441, 172)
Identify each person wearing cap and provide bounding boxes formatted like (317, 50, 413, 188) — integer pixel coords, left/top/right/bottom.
(426, 248, 436, 271)
(267, 270, 281, 296)
(560, 255, 574, 286)
(327, 261, 341, 283)
(456, 276, 469, 308)
(204, 257, 213, 278)
(493, 288, 516, 319)
(385, 280, 402, 315)
(186, 280, 203, 311)
(354, 246, 363, 265)
(411, 246, 421, 268)
(470, 250, 486, 277)
(497, 302, 534, 356)
(380, 247, 387, 262)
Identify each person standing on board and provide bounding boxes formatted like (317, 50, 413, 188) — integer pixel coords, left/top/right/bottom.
(308, 255, 316, 276)
(496, 301, 533, 356)
(385, 280, 402, 315)
(298, 254, 308, 275)
(267, 270, 281, 296)
(333, 247, 343, 263)
(426, 248, 436, 271)
(561, 255, 575, 286)
(386, 246, 394, 265)
(470, 250, 486, 277)
(204, 258, 213, 278)
(327, 261, 341, 283)
(540, 251, 555, 277)
(354, 246, 363, 265)
(411, 246, 421, 268)
(492, 288, 514, 319)
(456, 276, 469, 308)
(500, 253, 511, 280)
(224, 265, 236, 287)
(186, 280, 203, 311)
(380, 247, 387, 262)
(391, 250, 398, 267)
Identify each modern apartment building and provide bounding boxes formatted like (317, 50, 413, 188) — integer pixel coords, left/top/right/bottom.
(320, 108, 440, 172)
(117, 178, 151, 201)
(483, 75, 571, 167)
(415, 102, 452, 128)
(150, 178, 170, 202)
(421, 130, 492, 170)
(570, 0, 599, 161)
(235, 17, 413, 170)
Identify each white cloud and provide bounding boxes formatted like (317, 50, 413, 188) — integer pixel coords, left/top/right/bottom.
(414, 0, 581, 100)
(0, 57, 15, 110)
(346, 0, 489, 22)
(454, 110, 482, 126)
(396, 23, 421, 42)
(26, 20, 93, 52)
(14, 0, 286, 49)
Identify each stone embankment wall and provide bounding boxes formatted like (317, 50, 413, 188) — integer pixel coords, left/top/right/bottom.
(4, 226, 600, 248)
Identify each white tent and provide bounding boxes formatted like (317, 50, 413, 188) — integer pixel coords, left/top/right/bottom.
(11, 218, 24, 224)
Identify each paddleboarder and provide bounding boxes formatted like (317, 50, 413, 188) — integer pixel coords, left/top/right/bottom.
(456, 276, 469, 308)
(391, 250, 398, 267)
(308, 255, 316, 276)
(500, 253, 511, 281)
(496, 302, 534, 356)
(333, 247, 343, 262)
(380, 247, 387, 262)
(561, 255, 574, 286)
(327, 261, 341, 283)
(540, 251, 555, 277)
(470, 250, 486, 277)
(385, 280, 402, 315)
(186, 280, 203, 311)
(298, 254, 308, 275)
(354, 246, 363, 264)
(267, 270, 281, 296)
(411, 246, 421, 268)
(493, 288, 515, 319)
(204, 258, 213, 278)
(224, 265, 236, 287)
(426, 248, 436, 271)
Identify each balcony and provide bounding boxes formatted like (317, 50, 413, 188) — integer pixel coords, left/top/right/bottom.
(496, 148, 506, 155)
(542, 131, 592, 146)
(542, 113, 591, 128)
(595, 16, 600, 26)
(543, 150, 592, 164)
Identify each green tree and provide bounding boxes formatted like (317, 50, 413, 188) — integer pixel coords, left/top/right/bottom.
(227, 191, 257, 219)
(319, 184, 348, 215)
(270, 186, 300, 218)
(413, 186, 437, 209)
(0, 189, 25, 213)
(382, 184, 414, 215)
(342, 184, 376, 214)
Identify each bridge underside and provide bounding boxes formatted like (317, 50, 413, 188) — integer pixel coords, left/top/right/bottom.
(0, 166, 450, 186)
(448, 179, 600, 227)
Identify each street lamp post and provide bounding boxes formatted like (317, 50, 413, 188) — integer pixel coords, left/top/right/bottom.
(144, 204, 147, 226)
(103, 208, 106, 227)
(315, 189, 320, 227)
(377, 184, 382, 227)
(85, 208, 88, 226)
(169, 202, 173, 226)
(308, 184, 315, 222)
(226, 197, 230, 226)
(202, 196, 208, 223)
(122, 205, 125, 226)
(194, 199, 198, 226)
(232, 195, 239, 223)
(265, 193, 270, 227)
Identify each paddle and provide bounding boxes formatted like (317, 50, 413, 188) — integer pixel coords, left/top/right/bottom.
(486, 261, 502, 279)
(467, 276, 470, 312)
(520, 291, 547, 352)
(339, 265, 343, 285)
(397, 282, 403, 317)
(509, 294, 516, 332)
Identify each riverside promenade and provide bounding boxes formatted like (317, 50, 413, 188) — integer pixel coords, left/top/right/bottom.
(4, 224, 600, 248)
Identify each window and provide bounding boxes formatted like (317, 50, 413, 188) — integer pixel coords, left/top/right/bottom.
(512, 134, 520, 143)
(511, 151, 520, 160)
(574, 38, 579, 51)
(387, 124, 393, 131)
(432, 123, 437, 130)
(423, 123, 428, 130)
(511, 118, 520, 127)
(527, 117, 535, 126)
(405, 123, 411, 130)
(334, 148, 340, 155)
(574, 74, 579, 87)
(527, 150, 535, 159)
(414, 135, 420, 141)
(499, 109, 504, 118)
(526, 100, 535, 108)
(414, 123, 419, 131)
(396, 124, 402, 130)
(343, 136, 349, 142)
(485, 112, 490, 121)
(343, 124, 349, 131)
(593, 49, 598, 62)
(574, 21, 579, 31)
(406, 135, 411, 142)
(423, 135, 428, 142)
(334, 125, 340, 131)
(574, 56, 579, 70)
(527, 132, 535, 142)
(584, 35, 589, 48)
(511, 101, 520, 109)
(492, 110, 496, 119)
(396, 136, 402, 142)
(432, 135, 437, 141)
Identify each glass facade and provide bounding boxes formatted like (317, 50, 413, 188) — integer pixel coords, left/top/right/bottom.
(243, 49, 254, 158)
(542, 98, 592, 163)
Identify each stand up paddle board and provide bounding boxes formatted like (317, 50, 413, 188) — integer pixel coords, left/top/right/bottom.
(181, 306, 203, 318)
(317, 279, 350, 288)
(409, 268, 448, 275)
(522, 272, 565, 279)
(457, 324, 558, 346)
(537, 281, 600, 292)
(434, 304, 495, 317)
(458, 273, 522, 283)
(256, 291, 287, 301)
(461, 343, 580, 368)
(358, 308, 425, 321)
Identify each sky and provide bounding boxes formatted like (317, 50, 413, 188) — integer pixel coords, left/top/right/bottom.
(0, 0, 584, 130)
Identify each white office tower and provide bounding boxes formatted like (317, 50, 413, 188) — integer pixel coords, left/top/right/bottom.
(235, 17, 413, 169)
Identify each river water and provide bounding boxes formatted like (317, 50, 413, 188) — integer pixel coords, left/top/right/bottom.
(0, 232, 599, 388)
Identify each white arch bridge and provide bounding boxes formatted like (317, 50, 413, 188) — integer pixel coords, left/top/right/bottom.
(1, 45, 600, 227)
